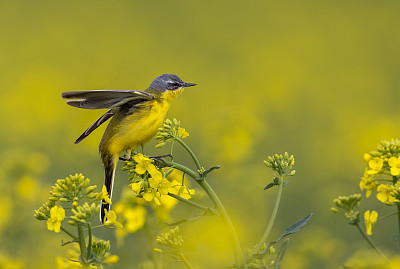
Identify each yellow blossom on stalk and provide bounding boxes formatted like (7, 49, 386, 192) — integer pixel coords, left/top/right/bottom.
(388, 156, 400, 176)
(99, 185, 112, 204)
(364, 210, 378, 235)
(104, 255, 119, 265)
(376, 184, 398, 204)
(177, 127, 189, 138)
(134, 153, 154, 174)
(104, 209, 123, 229)
(359, 168, 377, 198)
(149, 176, 171, 195)
(133, 153, 163, 180)
(124, 206, 146, 232)
(363, 153, 372, 163)
(47, 205, 65, 233)
(170, 180, 195, 200)
(143, 188, 162, 205)
(130, 182, 142, 194)
(367, 157, 383, 175)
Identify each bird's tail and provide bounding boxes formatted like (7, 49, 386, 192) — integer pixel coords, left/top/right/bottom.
(100, 154, 118, 223)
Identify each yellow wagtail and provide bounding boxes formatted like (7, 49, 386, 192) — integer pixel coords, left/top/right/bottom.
(62, 74, 196, 222)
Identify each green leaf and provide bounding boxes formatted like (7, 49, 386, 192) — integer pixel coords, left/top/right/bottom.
(274, 239, 289, 269)
(264, 182, 276, 190)
(276, 213, 313, 242)
(255, 213, 312, 258)
(200, 165, 221, 179)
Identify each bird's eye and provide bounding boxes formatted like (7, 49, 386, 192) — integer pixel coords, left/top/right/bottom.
(168, 82, 180, 89)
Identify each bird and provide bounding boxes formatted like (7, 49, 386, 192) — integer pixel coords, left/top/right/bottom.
(62, 74, 196, 222)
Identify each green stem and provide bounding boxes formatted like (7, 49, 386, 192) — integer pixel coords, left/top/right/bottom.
(162, 161, 199, 179)
(197, 179, 245, 268)
(176, 138, 202, 170)
(86, 223, 92, 261)
(168, 192, 218, 215)
(253, 175, 284, 255)
(377, 212, 398, 222)
(61, 226, 79, 241)
(162, 160, 244, 267)
(77, 224, 87, 263)
(178, 251, 194, 269)
(355, 222, 390, 263)
(393, 176, 400, 248)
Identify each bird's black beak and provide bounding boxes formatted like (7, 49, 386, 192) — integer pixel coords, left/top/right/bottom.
(183, 82, 197, 88)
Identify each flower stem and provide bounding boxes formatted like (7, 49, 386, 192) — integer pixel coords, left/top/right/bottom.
(178, 251, 194, 269)
(176, 138, 202, 171)
(77, 224, 87, 263)
(196, 179, 245, 268)
(393, 176, 400, 248)
(253, 175, 284, 255)
(162, 160, 199, 180)
(168, 192, 218, 215)
(377, 212, 398, 222)
(355, 222, 389, 263)
(86, 223, 92, 260)
(162, 159, 245, 267)
(61, 226, 79, 242)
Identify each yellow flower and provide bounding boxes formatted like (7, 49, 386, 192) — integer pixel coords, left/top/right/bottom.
(149, 176, 171, 195)
(104, 255, 119, 264)
(133, 153, 154, 174)
(104, 209, 123, 229)
(367, 158, 383, 175)
(359, 168, 377, 198)
(130, 182, 142, 194)
(169, 180, 195, 200)
(47, 205, 65, 233)
(124, 206, 146, 233)
(377, 184, 398, 204)
(100, 185, 112, 205)
(388, 156, 400, 176)
(364, 210, 378, 235)
(177, 127, 189, 138)
(143, 189, 162, 206)
(363, 153, 372, 163)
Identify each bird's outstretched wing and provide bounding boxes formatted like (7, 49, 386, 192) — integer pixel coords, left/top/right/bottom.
(62, 89, 155, 109)
(62, 89, 155, 143)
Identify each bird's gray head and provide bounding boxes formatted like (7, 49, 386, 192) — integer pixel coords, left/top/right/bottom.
(149, 74, 196, 91)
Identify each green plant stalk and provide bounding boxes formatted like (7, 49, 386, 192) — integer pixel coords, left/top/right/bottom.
(61, 226, 79, 241)
(393, 175, 400, 248)
(197, 179, 245, 267)
(253, 175, 284, 255)
(77, 223, 87, 263)
(177, 251, 194, 269)
(377, 212, 398, 222)
(86, 223, 92, 261)
(355, 222, 389, 263)
(168, 192, 218, 215)
(162, 160, 245, 267)
(176, 138, 202, 170)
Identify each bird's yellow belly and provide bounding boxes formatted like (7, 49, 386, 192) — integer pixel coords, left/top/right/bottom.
(108, 100, 170, 156)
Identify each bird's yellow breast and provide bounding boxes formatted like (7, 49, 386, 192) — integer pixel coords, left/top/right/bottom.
(107, 89, 183, 156)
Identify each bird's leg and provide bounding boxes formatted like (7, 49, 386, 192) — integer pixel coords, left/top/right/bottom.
(119, 149, 133, 161)
(150, 154, 173, 168)
(125, 149, 132, 160)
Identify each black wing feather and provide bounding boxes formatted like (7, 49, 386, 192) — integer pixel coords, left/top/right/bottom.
(75, 110, 115, 144)
(62, 90, 154, 109)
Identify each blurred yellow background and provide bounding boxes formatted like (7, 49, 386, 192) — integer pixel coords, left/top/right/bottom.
(1, 0, 400, 268)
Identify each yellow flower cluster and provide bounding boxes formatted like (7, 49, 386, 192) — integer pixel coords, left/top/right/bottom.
(125, 154, 195, 206)
(361, 148, 400, 205)
(155, 118, 189, 148)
